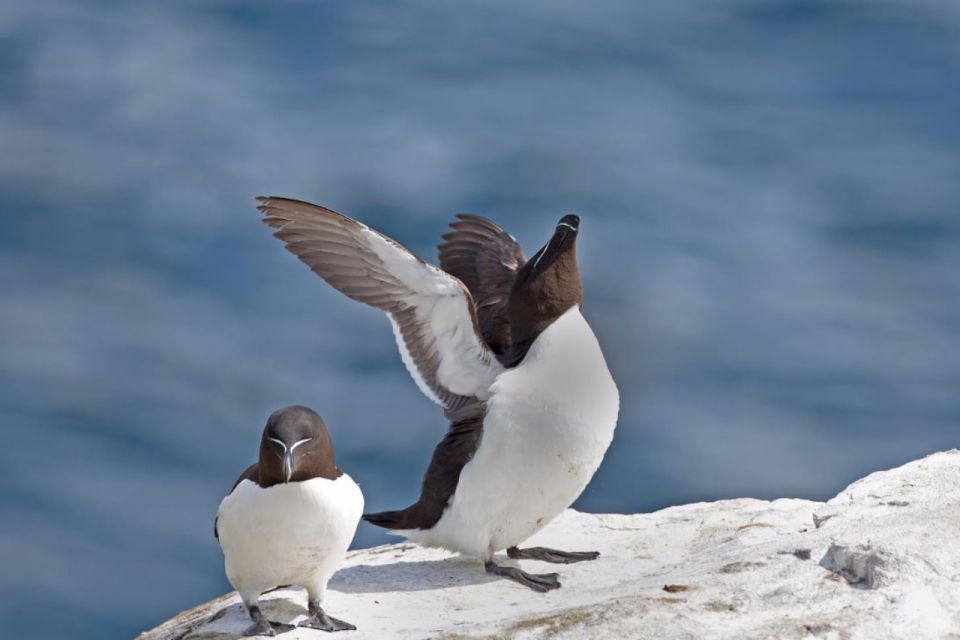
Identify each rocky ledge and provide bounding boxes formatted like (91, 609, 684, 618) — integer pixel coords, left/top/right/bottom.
(139, 450, 960, 640)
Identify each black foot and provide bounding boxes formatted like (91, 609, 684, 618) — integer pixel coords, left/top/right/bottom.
(243, 604, 292, 637)
(243, 618, 276, 637)
(299, 600, 356, 632)
(485, 560, 561, 592)
(507, 546, 600, 564)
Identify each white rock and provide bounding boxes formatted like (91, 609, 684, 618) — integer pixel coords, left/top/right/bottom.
(138, 450, 960, 640)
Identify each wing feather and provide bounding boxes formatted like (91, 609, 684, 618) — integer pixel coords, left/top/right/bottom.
(438, 214, 526, 359)
(257, 197, 502, 415)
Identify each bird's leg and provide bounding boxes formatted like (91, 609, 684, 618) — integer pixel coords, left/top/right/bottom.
(485, 560, 561, 592)
(507, 546, 600, 564)
(242, 602, 276, 637)
(298, 597, 356, 633)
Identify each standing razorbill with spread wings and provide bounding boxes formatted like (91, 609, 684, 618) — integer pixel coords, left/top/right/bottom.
(257, 197, 619, 592)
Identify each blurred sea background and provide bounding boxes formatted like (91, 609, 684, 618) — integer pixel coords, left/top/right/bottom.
(1, 1, 958, 637)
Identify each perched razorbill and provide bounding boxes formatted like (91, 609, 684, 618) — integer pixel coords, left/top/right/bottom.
(215, 406, 363, 634)
(257, 197, 619, 592)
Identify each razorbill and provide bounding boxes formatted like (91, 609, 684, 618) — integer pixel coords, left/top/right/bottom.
(256, 197, 619, 592)
(215, 406, 363, 634)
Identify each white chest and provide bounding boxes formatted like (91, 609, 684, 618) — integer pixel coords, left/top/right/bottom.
(216, 474, 363, 601)
(420, 307, 619, 557)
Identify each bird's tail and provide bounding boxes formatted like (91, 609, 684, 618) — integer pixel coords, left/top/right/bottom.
(362, 510, 408, 530)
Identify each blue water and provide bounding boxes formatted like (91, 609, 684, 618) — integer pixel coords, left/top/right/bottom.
(1, 1, 958, 637)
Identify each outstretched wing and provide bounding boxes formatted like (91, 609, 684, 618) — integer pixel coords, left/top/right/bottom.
(438, 214, 526, 359)
(257, 197, 503, 416)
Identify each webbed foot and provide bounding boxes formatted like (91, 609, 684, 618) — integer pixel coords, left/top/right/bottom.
(242, 604, 292, 637)
(243, 619, 276, 636)
(299, 600, 356, 632)
(485, 560, 561, 592)
(507, 546, 600, 564)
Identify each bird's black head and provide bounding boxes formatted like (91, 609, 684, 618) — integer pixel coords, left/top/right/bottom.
(257, 405, 341, 486)
(526, 216, 579, 273)
(508, 214, 584, 352)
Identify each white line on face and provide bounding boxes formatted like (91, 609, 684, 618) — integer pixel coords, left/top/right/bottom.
(556, 221, 577, 231)
(268, 437, 287, 453)
(290, 437, 312, 452)
(532, 239, 552, 271)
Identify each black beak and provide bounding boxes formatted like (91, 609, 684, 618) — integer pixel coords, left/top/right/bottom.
(524, 214, 581, 278)
(553, 214, 579, 246)
(557, 214, 580, 232)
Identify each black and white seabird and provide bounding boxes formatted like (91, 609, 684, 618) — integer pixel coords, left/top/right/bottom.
(215, 406, 363, 635)
(256, 197, 619, 592)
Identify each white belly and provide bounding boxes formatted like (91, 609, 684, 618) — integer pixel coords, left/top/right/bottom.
(409, 306, 619, 558)
(216, 474, 363, 603)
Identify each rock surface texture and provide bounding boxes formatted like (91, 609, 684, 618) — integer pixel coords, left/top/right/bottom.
(139, 450, 960, 640)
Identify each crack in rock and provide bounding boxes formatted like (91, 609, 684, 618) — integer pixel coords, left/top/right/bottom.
(718, 561, 765, 574)
(778, 548, 812, 560)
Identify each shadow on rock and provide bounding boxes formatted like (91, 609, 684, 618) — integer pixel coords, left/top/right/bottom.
(330, 557, 494, 593)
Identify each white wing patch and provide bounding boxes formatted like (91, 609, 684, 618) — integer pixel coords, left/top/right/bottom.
(389, 314, 444, 405)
